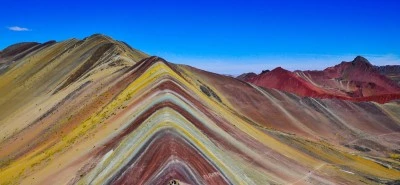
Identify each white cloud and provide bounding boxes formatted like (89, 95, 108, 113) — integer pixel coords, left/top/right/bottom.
(159, 53, 400, 76)
(7, 26, 30, 31)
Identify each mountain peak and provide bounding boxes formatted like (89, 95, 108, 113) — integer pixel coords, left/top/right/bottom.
(0, 42, 40, 58)
(83, 33, 113, 41)
(354, 55, 368, 61)
(352, 56, 372, 67)
(237, 72, 257, 81)
(260, 69, 270, 74)
(271, 66, 289, 73)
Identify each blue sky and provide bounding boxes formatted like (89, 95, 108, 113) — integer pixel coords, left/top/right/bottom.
(1, 0, 399, 74)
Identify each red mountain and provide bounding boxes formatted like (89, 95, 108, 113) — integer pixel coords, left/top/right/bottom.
(240, 56, 400, 103)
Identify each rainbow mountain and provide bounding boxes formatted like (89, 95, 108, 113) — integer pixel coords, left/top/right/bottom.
(0, 34, 399, 185)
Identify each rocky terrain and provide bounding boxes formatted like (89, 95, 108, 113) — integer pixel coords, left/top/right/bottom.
(0, 34, 399, 184)
(239, 56, 400, 103)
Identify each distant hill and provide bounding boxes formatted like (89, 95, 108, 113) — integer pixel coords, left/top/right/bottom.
(239, 56, 400, 103)
(374, 65, 400, 84)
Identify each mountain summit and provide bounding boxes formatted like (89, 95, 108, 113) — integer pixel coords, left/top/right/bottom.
(353, 55, 372, 66)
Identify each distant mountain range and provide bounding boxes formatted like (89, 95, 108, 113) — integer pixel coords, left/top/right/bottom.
(238, 56, 400, 103)
(374, 65, 400, 84)
(0, 34, 399, 184)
